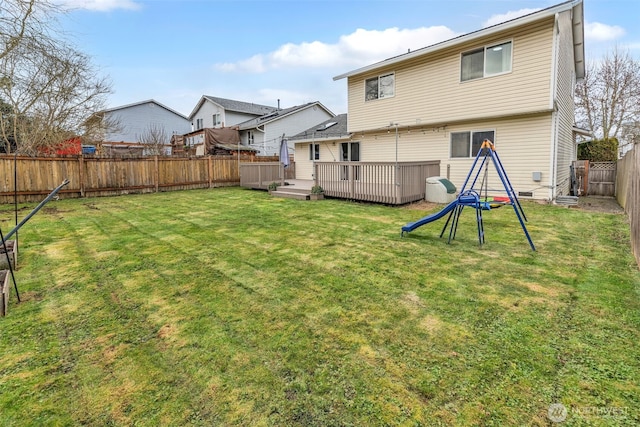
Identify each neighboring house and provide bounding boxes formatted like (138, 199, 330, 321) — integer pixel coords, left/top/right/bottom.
(188, 96, 277, 131)
(238, 101, 335, 156)
(332, 0, 585, 201)
(94, 99, 191, 156)
(290, 114, 351, 179)
(179, 127, 258, 157)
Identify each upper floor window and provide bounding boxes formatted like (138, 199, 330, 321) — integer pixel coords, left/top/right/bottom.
(365, 73, 395, 101)
(247, 131, 254, 145)
(196, 118, 203, 130)
(451, 130, 495, 158)
(461, 41, 512, 82)
(213, 113, 221, 127)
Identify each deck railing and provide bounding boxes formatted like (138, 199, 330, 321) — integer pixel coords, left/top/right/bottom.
(239, 162, 295, 189)
(314, 161, 440, 204)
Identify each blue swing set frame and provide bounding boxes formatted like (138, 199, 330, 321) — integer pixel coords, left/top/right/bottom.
(401, 139, 536, 251)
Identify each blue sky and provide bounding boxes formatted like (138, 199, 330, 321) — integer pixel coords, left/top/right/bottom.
(58, 0, 639, 117)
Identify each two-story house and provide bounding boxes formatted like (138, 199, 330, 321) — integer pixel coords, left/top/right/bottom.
(188, 96, 277, 131)
(237, 102, 335, 156)
(318, 0, 585, 202)
(93, 99, 191, 156)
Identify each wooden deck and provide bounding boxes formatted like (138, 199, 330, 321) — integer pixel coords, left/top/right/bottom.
(240, 161, 440, 205)
(315, 161, 440, 204)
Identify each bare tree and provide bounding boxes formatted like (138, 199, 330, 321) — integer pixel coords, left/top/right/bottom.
(138, 124, 170, 156)
(575, 48, 640, 142)
(0, 40, 112, 155)
(0, 0, 111, 155)
(1, 0, 37, 60)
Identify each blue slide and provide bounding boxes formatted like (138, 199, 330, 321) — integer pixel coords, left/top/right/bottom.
(401, 200, 459, 234)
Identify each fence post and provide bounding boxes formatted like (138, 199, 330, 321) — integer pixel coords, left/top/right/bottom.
(78, 155, 85, 198)
(154, 155, 159, 193)
(208, 156, 213, 188)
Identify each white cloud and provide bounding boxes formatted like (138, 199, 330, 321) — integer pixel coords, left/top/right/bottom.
(584, 22, 626, 42)
(216, 55, 266, 73)
(214, 26, 458, 73)
(483, 8, 541, 28)
(59, 0, 142, 12)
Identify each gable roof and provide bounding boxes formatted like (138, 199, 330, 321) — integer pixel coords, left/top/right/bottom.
(334, 0, 584, 81)
(101, 99, 188, 120)
(189, 95, 277, 119)
(237, 102, 335, 131)
(289, 114, 350, 142)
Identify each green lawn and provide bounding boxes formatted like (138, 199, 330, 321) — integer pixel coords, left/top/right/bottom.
(0, 188, 638, 426)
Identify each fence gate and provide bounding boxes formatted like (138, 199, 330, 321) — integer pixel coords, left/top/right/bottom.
(588, 161, 617, 196)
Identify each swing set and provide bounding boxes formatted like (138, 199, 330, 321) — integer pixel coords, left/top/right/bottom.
(401, 139, 535, 251)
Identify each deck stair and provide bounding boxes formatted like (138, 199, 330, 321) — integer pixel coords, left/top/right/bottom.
(270, 187, 312, 200)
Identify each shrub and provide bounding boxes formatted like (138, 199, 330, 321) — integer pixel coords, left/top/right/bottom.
(577, 138, 618, 161)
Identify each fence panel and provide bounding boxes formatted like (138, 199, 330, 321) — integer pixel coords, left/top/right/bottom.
(616, 153, 634, 209)
(239, 162, 284, 190)
(157, 157, 208, 191)
(83, 157, 156, 197)
(588, 161, 616, 196)
(616, 147, 640, 267)
(0, 155, 245, 203)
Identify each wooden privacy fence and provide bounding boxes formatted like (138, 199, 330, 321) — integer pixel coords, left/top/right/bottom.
(616, 146, 640, 267)
(588, 161, 616, 196)
(572, 160, 616, 196)
(314, 161, 440, 205)
(239, 162, 295, 190)
(0, 155, 281, 204)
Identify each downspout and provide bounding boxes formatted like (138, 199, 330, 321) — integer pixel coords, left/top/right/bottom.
(548, 12, 561, 201)
(312, 131, 316, 182)
(255, 124, 265, 155)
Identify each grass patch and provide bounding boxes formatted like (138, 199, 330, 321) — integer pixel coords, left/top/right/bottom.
(0, 187, 638, 426)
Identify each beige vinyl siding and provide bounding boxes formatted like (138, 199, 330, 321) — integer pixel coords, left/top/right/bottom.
(347, 18, 556, 133)
(553, 10, 578, 197)
(294, 141, 342, 180)
(294, 144, 314, 180)
(351, 114, 553, 199)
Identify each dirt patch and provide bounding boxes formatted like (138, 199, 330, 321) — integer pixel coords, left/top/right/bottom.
(403, 200, 439, 211)
(577, 196, 624, 214)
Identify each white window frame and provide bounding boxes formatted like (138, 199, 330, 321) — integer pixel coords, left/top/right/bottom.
(340, 142, 361, 180)
(461, 40, 513, 82)
(450, 130, 496, 159)
(247, 131, 254, 145)
(213, 113, 221, 127)
(365, 73, 395, 101)
(309, 143, 320, 161)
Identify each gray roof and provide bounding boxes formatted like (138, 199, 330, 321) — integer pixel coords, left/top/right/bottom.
(101, 99, 188, 120)
(288, 113, 349, 142)
(237, 102, 334, 131)
(203, 96, 276, 116)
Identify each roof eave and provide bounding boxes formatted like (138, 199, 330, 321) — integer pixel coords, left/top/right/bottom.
(571, 1, 586, 80)
(573, 125, 593, 138)
(239, 102, 334, 130)
(333, 0, 581, 81)
(291, 134, 352, 144)
(103, 99, 188, 120)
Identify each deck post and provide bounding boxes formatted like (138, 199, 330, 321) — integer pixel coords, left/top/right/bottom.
(349, 164, 355, 198)
(313, 162, 318, 186)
